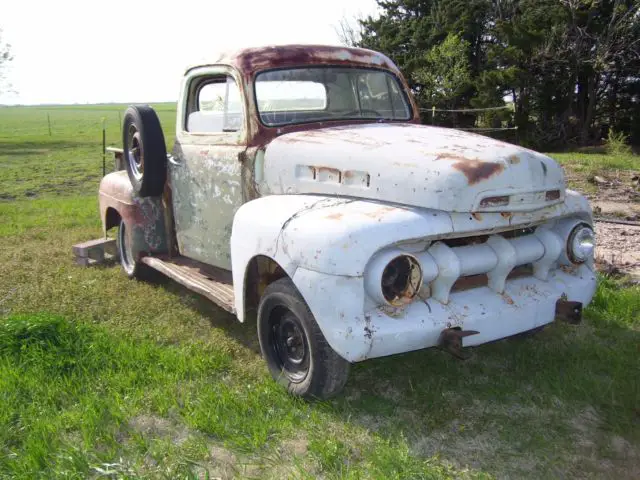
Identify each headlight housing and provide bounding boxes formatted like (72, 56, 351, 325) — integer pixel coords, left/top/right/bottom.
(567, 224, 595, 263)
(364, 250, 423, 306)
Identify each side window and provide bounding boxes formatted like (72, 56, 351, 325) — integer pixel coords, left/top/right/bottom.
(357, 72, 410, 118)
(187, 76, 244, 133)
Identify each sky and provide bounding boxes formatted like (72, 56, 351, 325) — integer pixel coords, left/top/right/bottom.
(0, 0, 378, 105)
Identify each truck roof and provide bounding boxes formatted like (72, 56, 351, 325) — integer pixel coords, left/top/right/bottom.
(186, 44, 401, 77)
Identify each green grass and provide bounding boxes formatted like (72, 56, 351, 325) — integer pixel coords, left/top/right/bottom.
(550, 151, 640, 194)
(0, 105, 639, 479)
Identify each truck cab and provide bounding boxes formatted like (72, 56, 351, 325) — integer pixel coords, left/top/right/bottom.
(98, 45, 597, 399)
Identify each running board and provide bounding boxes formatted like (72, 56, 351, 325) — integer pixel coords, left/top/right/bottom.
(141, 256, 235, 313)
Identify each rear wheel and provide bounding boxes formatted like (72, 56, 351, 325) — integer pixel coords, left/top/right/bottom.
(117, 220, 139, 278)
(116, 220, 161, 282)
(122, 105, 167, 197)
(257, 278, 350, 399)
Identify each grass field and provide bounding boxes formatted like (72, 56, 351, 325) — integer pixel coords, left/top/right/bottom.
(0, 105, 639, 479)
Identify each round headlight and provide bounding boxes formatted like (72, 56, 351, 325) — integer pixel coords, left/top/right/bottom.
(381, 255, 423, 305)
(567, 224, 595, 263)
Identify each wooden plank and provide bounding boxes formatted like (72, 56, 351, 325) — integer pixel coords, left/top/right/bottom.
(75, 253, 117, 267)
(73, 238, 116, 258)
(141, 256, 235, 313)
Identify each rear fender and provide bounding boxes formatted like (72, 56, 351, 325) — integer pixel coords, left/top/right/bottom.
(99, 171, 168, 259)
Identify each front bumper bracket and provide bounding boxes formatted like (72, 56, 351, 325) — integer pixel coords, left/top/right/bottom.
(438, 328, 479, 360)
(555, 300, 583, 324)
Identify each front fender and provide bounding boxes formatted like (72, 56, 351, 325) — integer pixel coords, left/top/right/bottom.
(230, 193, 594, 361)
(231, 192, 592, 280)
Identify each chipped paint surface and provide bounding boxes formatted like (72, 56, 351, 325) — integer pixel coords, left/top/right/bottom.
(170, 142, 243, 270)
(184, 45, 421, 147)
(260, 123, 565, 213)
(230, 193, 596, 361)
(98, 44, 598, 364)
(99, 171, 167, 257)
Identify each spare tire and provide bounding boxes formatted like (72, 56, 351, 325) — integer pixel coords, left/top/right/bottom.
(122, 105, 167, 197)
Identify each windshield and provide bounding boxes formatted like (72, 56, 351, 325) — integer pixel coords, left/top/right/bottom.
(255, 67, 411, 126)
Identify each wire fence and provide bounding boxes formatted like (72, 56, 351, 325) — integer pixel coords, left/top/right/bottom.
(0, 106, 176, 140)
(417, 104, 518, 141)
(1, 104, 516, 140)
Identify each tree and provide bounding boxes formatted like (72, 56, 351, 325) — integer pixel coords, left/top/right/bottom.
(354, 0, 640, 148)
(0, 28, 13, 95)
(335, 15, 364, 47)
(413, 34, 472, 109)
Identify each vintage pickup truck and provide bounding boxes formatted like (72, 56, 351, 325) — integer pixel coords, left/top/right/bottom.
(97, 44, 596, 398)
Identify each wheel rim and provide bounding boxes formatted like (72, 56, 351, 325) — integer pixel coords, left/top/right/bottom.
(126, 125, 144, 181)
(118, 222, 136, 275)
(268, 307, 309, 383)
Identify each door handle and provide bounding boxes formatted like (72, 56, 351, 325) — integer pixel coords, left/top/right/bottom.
(168, 155, 181, 167)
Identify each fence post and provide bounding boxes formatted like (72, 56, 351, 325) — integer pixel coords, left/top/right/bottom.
(47, 113, 52, 136)
(102, 118, 106, 177)
(431, 106, 436, 125)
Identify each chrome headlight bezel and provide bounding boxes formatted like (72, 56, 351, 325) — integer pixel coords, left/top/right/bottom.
(567, 223, 595, 264)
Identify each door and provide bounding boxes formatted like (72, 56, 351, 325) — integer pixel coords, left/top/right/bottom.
(170, 68, 246, 270)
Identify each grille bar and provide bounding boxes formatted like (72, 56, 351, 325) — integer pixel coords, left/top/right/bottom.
(417, 227, 563, 304)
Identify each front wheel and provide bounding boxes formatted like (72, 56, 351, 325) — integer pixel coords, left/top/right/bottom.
(117, 219, 158, 281)
(257, 278, 350, 399)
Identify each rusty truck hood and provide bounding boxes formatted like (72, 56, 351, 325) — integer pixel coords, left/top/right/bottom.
(260, 123, 565, 213)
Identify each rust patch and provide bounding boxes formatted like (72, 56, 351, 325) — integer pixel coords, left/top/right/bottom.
(508, 154, 520, 164)
(472, 212, 483, 221)
(278, 135, 326, 145)
(452, 161, 505, 185)
(435, 153, 474, 163)
(363, 205, 397, 219)
(502, 293, 515, 305)
(560, 264, 579, 275)
(325, 212, 344, 220)
(501, 212, 513, 219)
(393, 161, 419, 168)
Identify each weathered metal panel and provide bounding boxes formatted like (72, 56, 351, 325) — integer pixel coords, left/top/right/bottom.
(229, 191, 596, 361)
(98, 171, 168, 257)
(259, 123, 566, 213)
(184, 45, 422, 147)
(169, 142, 244, 270)
(291, 263, 596, 362)
(231, 192, 591, 279)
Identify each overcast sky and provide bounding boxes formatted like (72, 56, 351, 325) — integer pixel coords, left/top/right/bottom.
(1, 0, 378, 105)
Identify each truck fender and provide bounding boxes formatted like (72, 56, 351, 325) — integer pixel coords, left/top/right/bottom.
(229, 194, 441, 361)
(99, 171, 168, 259)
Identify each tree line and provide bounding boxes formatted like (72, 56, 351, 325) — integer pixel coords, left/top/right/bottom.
(343, 0, 640, 149)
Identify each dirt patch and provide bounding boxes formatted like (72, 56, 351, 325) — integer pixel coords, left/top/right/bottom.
(280, 436, 309, 457)
(595, 223, 640, 279)
(127, 414, 191, 446)
(568, 407, 640, 480)
(580, 171, 640, 219)
(593, 200, 640, 219)
(408, 401, 639, 479)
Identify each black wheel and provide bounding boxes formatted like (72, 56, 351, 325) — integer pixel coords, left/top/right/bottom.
(122, 105, 167, 197)
(257, 278, 350, 399)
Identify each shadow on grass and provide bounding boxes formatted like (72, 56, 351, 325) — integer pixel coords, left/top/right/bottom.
(107, 265, 639, 476)
(155, 272, 639, 440)
(160, 279, 261, 354)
